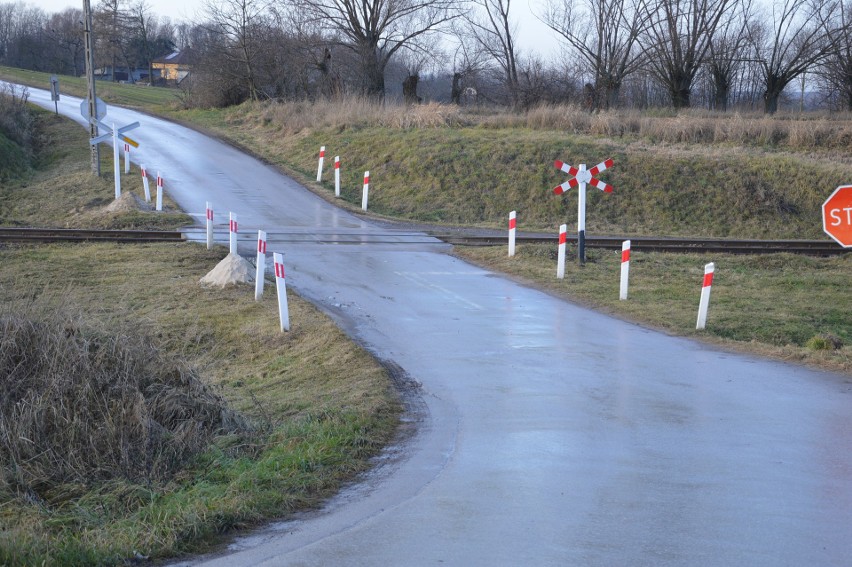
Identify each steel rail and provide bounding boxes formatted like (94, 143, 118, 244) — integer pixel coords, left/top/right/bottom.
(0, 228, 847, 255)
(0, 227, 184, 243)
(431, 233, 849, 255)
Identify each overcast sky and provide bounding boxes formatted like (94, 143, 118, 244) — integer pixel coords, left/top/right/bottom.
(33, 0, 564, 59)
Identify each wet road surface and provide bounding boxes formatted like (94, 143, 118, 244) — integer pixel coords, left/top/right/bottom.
(22, 85, 852, 566)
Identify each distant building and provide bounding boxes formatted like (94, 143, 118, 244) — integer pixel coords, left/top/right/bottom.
(151, 50, 193, 85)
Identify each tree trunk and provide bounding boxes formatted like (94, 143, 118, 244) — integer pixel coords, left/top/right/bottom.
(402, 73, 420, 104)
(710, 65, 729, 111)
(763, 74, 785, 114)
(451, 73, 462, 105)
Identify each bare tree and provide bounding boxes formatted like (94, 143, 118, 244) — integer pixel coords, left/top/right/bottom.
(642, 0, 736, 108)
(703, 0, 753, 110)
(748, 0, 847, 113)
(818, 0, 852, 109)
(461, 0, 522, 106)
(47, 9, 86, 76)
(296, 0, 459, 97)
(201, 0, 274, 100)
(542, 0, 651, 109)
(448, 39, 487, 103)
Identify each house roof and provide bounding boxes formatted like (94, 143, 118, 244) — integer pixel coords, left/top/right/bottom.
(152, 49, 193, 66)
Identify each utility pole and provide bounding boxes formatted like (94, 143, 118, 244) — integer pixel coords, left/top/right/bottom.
(83, 0, 100, 176)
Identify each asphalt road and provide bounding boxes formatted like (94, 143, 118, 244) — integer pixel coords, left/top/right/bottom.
(21, 84, 852, 566)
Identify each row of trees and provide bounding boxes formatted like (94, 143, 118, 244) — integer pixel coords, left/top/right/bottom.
(1, 0, 851, 112)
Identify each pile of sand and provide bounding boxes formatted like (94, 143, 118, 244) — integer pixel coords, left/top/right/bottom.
(104, 192, 152, 212)
(199, 254, 255, 288)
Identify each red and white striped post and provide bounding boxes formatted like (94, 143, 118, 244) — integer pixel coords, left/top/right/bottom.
(273, 252, 290, 332)
(155, 172, 164, 211)
(334, 156, 341, 197)
(141, 164, 151, 202)
(255, 230, 267, 301)
(123, 142, 130, 174)
(508, 211, 517, 257)
(205, 202, 214, 249)
(696, 262, 715, 330)
(112, 123, 121, 200)
(229, 212, 238, 255)
(317, 146, 325, 182)
(620, 240, 631, 300)
(557, 224, 567, 279)
(362, 171, 370, 211)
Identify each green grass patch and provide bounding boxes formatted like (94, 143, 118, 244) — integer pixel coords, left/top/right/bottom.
(456, 245, 852, 374)
(0, 243, 399, 566)
(0, 66, 182, 111)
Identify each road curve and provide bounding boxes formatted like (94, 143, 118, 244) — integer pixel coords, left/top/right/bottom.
(22, 84, 852, 566)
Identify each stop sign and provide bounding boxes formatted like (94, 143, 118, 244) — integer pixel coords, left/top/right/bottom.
(822, 185, 852, 247)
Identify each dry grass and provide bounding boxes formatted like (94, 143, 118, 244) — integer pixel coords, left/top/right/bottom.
(0, 297, 246, 496)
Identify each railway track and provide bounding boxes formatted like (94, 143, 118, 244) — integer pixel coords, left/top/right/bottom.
(432, 233, 849, 255)
(0, 227, 846, 255)
(0, 227, 184, 243)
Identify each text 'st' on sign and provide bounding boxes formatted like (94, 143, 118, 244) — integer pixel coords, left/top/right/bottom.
(822, 185, 852, 247)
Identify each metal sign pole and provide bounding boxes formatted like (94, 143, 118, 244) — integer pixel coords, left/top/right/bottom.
(577, 164, 587, 265)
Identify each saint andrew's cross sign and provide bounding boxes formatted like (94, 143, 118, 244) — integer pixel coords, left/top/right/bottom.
(552, 157, 615, 264)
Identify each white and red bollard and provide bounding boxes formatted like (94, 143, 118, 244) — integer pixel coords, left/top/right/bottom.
(620, 240, 631, 300)
(557, 224, 567, 279)
(273, 252, 290, 332)
(508, 211, 517, 257)
(123, 142, 130, 174)
(112, 123, 121, 200)
(205, 201, 214, 250)
(255, 230, 267, 301)
(141, 165, 151, 202)
(317, 146, 325, 182)
(362, 171, 370, 211)
(334, 156, 341, 197)
(156, 172, 164, 211)
(696, 262, 715, 329)
(229, 212, 238, 255)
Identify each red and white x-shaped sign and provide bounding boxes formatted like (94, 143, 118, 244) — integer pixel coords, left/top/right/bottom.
(553, 158, 614, 195)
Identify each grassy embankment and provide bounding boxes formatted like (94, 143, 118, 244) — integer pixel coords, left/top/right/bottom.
(0, 94, 399, 565)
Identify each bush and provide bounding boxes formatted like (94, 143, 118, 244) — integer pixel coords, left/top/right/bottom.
(805, 334, 843, 351)
(0, 299, 246, 498)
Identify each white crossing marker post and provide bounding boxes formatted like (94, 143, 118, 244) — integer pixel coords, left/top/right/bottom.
(112, 123, 121, 199)
(334, 156, 341, 197)
(229, 212, 238, 255)
(317, 146, 325, 182)
(123, 142, 130, 174)
(508, 211, 517, 257)
(553, 158, 614, 265)
(620, 240, 631, 300)
(141, 165, 151, 202)
(557, 224, 567, 279)
(696, 262, 715, 330)
(362, 171, 370, 211)
(255, 230, 267, 301)
(155, 172, 164, 211)
(273, 253, 290, 332)
(206, 202, 214, 250)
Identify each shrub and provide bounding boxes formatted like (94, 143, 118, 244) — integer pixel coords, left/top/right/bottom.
(805, 334, 843, 351)
(0, 299, 247, 498)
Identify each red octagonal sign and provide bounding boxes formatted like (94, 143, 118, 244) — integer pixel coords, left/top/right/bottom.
(823, 185, 852, 247)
